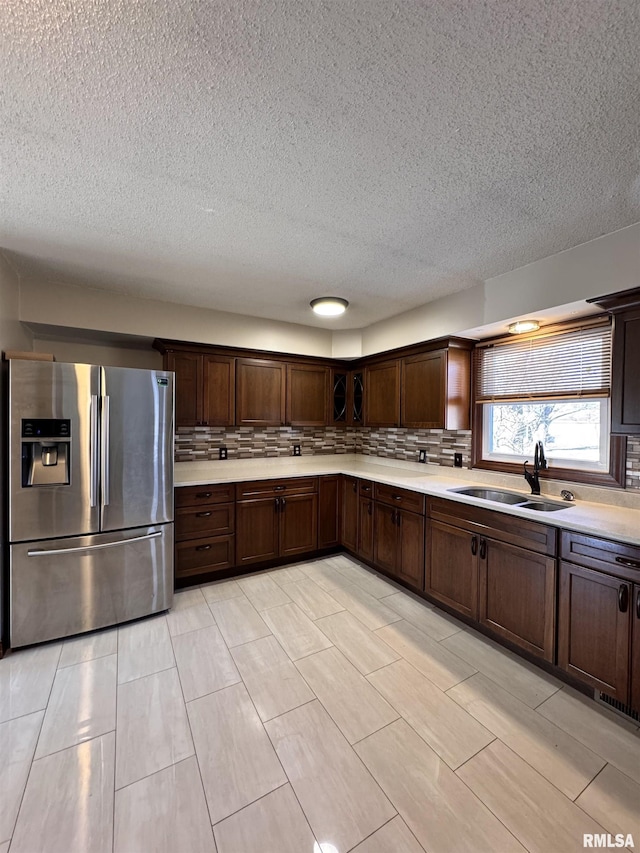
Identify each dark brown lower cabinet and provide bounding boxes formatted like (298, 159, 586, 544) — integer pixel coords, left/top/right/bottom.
(632, 585, 640, 712)
(558, 561, 631, 702)
(373, 504, 425, 590)
(479, 538, 556, 662)
(318, 475, 341, 549)
(280, 493, 318, 558)
(175, 485, 236, 580)
(426, 519, 478, 619)
(341, 475, 359, 552)
(236, 498, 280, 566)
(426, 499, 556, 661)
(236, 492, 318, 566)
(358, 496, 375, 561)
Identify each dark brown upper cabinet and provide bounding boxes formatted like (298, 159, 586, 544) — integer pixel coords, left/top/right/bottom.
(166, 351, 234, 427)
(364, 360, 400, 427)
(401, 348, 470, 430)
(236, 358, 287, 426)
(287, 363, 329, 426)
(589, 287, 640, 434)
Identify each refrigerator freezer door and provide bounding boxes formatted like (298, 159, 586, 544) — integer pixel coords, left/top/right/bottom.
(9, 360, 100, 542)
(100, 367, 174, 532)
(10, 524, 173, 647)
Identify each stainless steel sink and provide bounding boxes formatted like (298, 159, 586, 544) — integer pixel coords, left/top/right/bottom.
(449, 486, 572, 511)
(518, 499, 570, 512)
(451, 487, 529, 505)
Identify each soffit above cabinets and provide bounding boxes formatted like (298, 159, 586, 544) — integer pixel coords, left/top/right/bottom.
(2, 1, 640, 330)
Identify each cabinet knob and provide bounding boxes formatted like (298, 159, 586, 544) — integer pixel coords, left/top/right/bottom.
(618, 584, 629, 613)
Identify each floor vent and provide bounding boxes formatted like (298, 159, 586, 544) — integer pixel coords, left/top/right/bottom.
(596, 691, 639, 723)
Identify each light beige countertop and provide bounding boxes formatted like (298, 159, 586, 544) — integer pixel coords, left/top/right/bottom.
(174, 454, 640, 548)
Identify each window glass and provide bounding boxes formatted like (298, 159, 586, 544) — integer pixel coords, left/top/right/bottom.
(483, 398, 609, 471)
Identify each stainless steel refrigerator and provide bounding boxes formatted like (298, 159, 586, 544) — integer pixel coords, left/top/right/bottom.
(8, 359, 174, 647)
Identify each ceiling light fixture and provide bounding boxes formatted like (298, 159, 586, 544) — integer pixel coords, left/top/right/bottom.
(310, 297, 349, 317)
(508, 319, 540, 335)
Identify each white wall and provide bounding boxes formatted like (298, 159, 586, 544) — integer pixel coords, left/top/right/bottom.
(361, 222, 640, 355)
(19, 280, 335, 358)
(0, 253, 32, 354)
(16, 221, 640, 359)
(32, 337, 162, 369)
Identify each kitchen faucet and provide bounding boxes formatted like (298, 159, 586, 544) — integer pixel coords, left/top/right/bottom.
(523, 440, 547, 495)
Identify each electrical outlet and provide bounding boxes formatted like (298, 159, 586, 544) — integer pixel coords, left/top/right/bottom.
(219, 447, 228, 460)
(454, 452, 463, 467)
(293, 444, 301, 456)
(418, 449, 427, 463)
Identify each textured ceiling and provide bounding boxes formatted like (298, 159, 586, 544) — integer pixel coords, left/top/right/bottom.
(1, 1, 639, 330)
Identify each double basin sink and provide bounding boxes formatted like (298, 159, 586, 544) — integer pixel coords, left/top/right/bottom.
(448, 486, 573, 512)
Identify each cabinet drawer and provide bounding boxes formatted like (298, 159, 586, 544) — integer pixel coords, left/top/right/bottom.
(236, 477, 318, 500)
(175, 503, 234, 541)
(560, 531, 640, 582)
(428, 497, 556, 556)
(375, 483, 425, 514)
(176, 484, 234, 508)
(175, 534, 235, 578)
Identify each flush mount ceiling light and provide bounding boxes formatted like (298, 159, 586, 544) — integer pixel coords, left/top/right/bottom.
(508, 319, 540, 334)
(310, 297, 349, 317)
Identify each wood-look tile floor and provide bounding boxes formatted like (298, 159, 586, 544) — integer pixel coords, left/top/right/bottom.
(1, 555, 639, 853)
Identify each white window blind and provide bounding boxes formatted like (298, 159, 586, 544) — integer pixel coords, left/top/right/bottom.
(475, 322, 612, 403)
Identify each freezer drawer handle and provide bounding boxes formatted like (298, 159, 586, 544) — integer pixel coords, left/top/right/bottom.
(27, 530, 162, 557)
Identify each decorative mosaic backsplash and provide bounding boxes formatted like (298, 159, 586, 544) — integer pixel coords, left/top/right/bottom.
(627, 438, 640, 490)
(356, 427, 472, 467)
(175, 425, 470, 466)
(175, 426, 357, 462)
(176, 426, 640, 490)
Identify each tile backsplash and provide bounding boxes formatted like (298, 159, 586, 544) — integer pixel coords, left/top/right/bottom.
(176, 425, 640, 490)
(175, 426, 357, 462)
(175, 425, 470, 467)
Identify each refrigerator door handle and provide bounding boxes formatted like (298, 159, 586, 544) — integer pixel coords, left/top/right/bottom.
(27, 530, 162, 557)
(90, 394, 99, 508)
(101, 395, 110, 506)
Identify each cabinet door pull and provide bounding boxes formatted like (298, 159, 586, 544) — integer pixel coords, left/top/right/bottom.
(393, 495, 402, 501)
(274, 497, 280, 512)
(615, 555, 640, 570)
(391, 509, 397, 525)
(618, 584, 629, 613)
(274, 485, 286, 491)
(195, 511, 212, 518)
(361, 485, 371, 492)
(636, 589, 640, 620)
(196, 492, 212, 499)
(352, 482, 357, 493)
(471, 536, 478, 556)
(479, 538, 487, 560)
(281, 497, 286, 510)
(195, 544, 212, 551)
(368, 501, 372, 515)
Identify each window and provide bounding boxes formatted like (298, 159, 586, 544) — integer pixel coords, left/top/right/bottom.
(472, 320, 625, 485)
